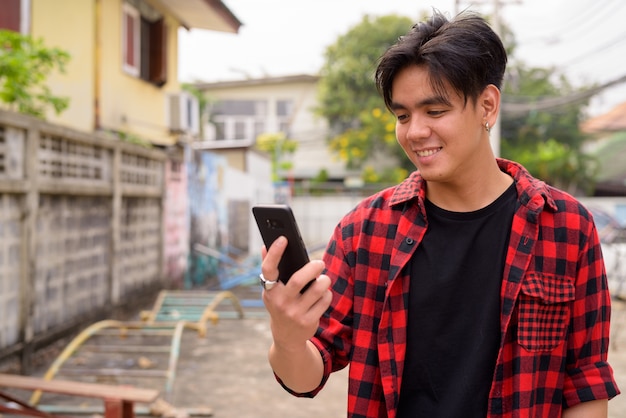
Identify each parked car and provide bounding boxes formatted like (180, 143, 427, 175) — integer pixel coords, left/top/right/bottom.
(589, 206, 626, 244)
(589, 206, 626, 299)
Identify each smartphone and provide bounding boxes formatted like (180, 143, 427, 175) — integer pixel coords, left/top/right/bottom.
(252, 204, 312, 291)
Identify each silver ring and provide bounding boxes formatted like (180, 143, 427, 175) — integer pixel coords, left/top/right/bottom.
(259, 273, 279, 291)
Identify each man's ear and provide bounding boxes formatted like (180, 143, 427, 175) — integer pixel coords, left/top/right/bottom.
(480, 84, 501, 125)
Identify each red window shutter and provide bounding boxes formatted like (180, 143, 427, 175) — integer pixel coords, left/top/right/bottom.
(140, 16, 150, 80)
(149, 18, 167, 86)
(0, 0, 21, 32)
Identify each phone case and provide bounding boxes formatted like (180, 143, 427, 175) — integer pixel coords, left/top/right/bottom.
(252, 204, 310, 285)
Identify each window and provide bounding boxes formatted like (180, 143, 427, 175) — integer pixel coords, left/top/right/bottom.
(122, 1, 167, 86)
(213, 100, 266, 116)
(276, 100, 293, 117)
(208, 99, 296, 142)
(122, 3, 140, 76)
(211, 100, 268, 141)
(277, 99, 294, 136)
(0, 0, 22, 32)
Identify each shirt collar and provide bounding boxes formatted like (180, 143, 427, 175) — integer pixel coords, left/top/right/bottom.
(498, 158, 558, 212)
(387, 158, 558, 213)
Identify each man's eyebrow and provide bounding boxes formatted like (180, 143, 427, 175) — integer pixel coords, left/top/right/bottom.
(389, 95, 451, 111)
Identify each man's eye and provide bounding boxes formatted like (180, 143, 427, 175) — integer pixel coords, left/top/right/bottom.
(396, 114, 408, 121)
(428, 110, 445, 116)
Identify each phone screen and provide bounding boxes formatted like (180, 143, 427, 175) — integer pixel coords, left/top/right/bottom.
(252, 204, 310, 287)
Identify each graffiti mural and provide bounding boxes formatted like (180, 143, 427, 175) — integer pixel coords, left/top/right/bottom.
(185, 149, 229, 288)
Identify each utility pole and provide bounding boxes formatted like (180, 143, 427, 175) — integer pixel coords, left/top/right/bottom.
(454, 0, 514, 157)
(491, 0, 502, 158)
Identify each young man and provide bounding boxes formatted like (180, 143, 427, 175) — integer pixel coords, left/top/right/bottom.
(259, 10, 620, 418)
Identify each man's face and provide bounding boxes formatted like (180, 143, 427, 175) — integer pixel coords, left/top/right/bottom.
(390, 65, 490, 185)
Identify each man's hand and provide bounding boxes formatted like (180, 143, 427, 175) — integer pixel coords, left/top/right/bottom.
(260, 236, 332, 392)
(562, 399, 608, 418)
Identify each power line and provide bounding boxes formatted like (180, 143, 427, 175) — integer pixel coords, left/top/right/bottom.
(560, 30, 626, 68)
(502, 73, 626, 116)
(517, 0, 621, 45)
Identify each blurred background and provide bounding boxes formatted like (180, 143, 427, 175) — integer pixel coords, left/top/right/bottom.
(1, 1, 625, 416)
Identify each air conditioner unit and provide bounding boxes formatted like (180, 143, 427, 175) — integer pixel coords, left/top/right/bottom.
(167, 91, 200, 136)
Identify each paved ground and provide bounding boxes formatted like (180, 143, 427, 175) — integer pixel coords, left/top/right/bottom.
(167, 296, 626, 418)
(2, 289, 626, 418)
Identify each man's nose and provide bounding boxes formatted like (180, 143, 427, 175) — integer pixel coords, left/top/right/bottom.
(405, 116, 431, 140)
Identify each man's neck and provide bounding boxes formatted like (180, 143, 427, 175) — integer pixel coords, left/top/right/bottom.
(425, 162, 513, 212)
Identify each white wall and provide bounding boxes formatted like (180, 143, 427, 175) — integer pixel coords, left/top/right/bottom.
(291, 195, 363, 248)
(291, 194, 626, 297)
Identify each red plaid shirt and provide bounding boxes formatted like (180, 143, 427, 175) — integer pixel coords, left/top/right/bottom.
(282, 159, 620, 417)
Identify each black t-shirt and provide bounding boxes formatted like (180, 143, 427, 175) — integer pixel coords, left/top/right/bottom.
(397, 183, 516, 417)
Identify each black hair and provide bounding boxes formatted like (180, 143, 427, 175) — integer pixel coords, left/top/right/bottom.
(375, 10, 507, 109)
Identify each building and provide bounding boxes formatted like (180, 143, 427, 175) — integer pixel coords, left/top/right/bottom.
(194, 74, 362, 182)
(0, 0, 254, 290)
(582, 101, 626, 196)
(0, 0, 241, 146)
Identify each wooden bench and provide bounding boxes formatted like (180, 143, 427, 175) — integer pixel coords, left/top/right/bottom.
(0, 373, 159, 418)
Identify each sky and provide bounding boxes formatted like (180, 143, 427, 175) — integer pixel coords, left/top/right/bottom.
(178, 0, 626, 117)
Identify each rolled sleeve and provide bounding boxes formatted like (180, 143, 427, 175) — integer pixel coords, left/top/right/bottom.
(273, 337, 333, 398)
(563, 361, 620, 407)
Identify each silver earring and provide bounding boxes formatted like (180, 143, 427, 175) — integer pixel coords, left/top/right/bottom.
(485, 121, 490, 132)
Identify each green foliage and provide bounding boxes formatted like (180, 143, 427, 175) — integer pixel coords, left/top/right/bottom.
(502, 66, 588, 150)
(328, 107, 393, 167)
(511, 139, 598, 195)
(316, 11, 597, 193)
(182, 83, 210, 138)
(501, 64, 594, 192)
(312, 168, 329, 183)
(116, 130, 152, 147)
(255, 132, 298, 181)
(0, 30, 70, 117)
(317, 14, 413, 129)
(317, 14, 415, 176)
(362, 165, 408, 185)
(182, 83, 208, 109)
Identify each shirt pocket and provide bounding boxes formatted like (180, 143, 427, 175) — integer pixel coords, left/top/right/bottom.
(517, 273, 575, 352)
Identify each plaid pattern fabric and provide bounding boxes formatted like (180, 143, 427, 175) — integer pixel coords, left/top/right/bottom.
(280, 159, 620, 417)
(517, 273, 575, 351)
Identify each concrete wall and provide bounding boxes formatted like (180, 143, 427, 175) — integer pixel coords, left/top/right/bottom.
(0, 109, 169, 369)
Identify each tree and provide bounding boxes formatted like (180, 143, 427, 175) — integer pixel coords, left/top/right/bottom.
(316, 13, 597, 192)
(502, 66, 588, 150)
(501, 64, 597, 194)
(316, 14, 415, 182)
(0, 30, 70, 117)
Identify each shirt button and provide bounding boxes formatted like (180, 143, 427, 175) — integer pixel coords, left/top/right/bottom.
(405, 238, 414, 245)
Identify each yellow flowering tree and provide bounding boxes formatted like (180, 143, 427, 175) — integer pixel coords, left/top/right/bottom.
(255, 132, 298, 181)
(316, 14, 417, 183)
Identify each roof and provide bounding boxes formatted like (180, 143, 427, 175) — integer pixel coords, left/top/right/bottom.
(587, 131, 626, 195)
(194, 74, 320, 90)
(579, 102, 626, 195)
(581, 101, 626, 134)
(158, 0, 242, 33)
